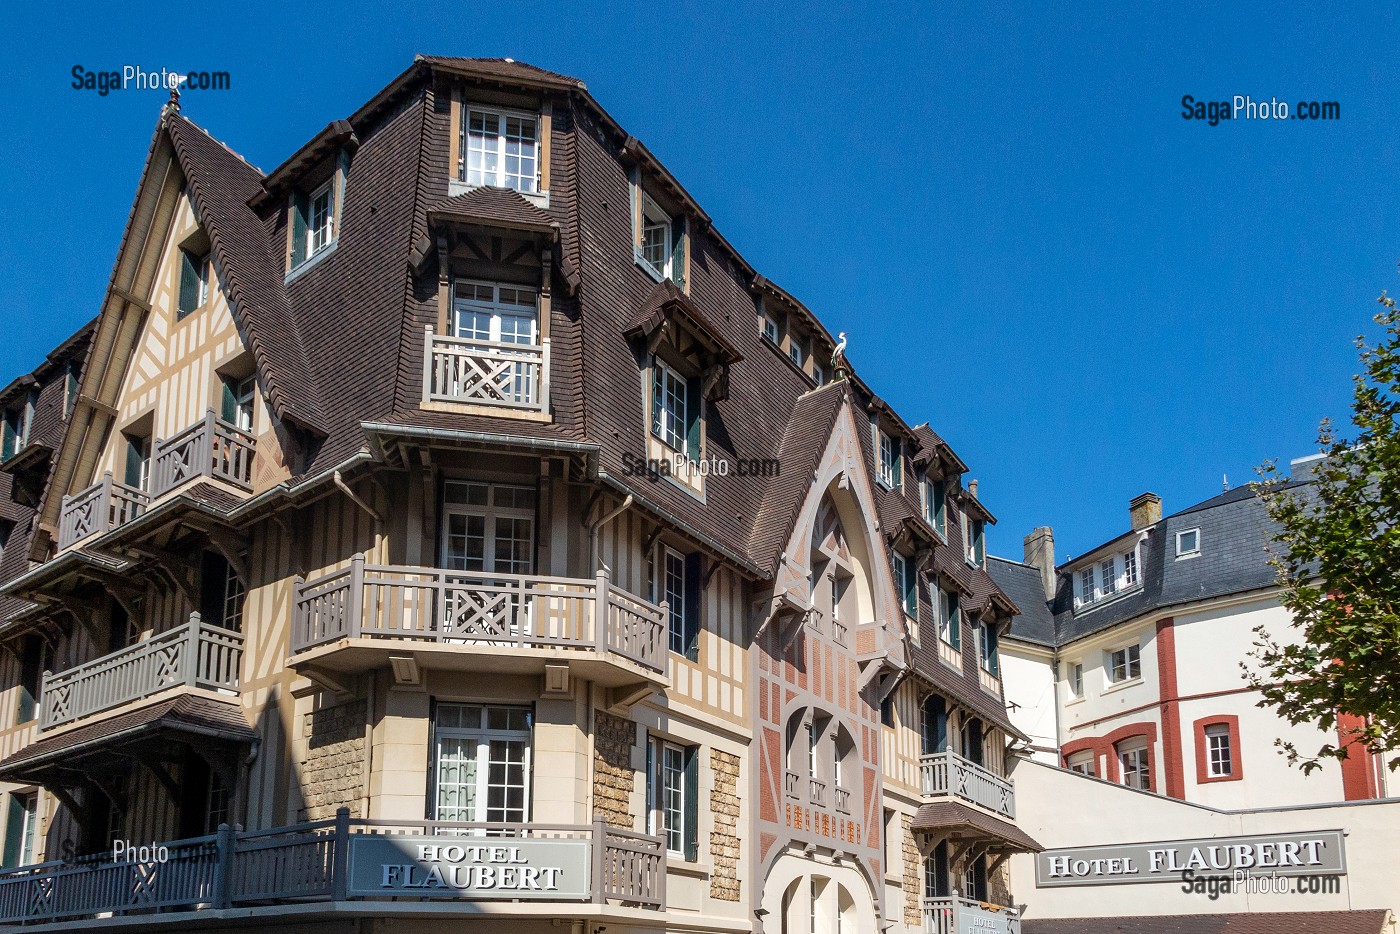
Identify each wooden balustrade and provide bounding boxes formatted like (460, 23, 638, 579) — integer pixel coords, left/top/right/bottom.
(0, 812, 665, 924)
(40, 614, 242, 730)
(924, 896, 1020, 934)
(423, 328, 550, 411)
(919, 750, 1016, 819)
(152, 409, 255, 497)
(292, 557, 667, 674)
(57, 472, 149, 548)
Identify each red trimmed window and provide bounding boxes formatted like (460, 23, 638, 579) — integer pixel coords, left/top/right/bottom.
(1193, 715, 1242, 784)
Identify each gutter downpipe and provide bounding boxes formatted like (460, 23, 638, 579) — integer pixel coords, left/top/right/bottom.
(586, 494, 633, 574)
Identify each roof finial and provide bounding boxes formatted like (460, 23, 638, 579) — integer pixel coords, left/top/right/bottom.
(831, 331, 850, 380)
(1223, 472, 1230, 492)
(163, 78, 181, 117)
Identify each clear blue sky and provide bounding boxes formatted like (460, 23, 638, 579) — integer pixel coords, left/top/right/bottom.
(2, 3, 1395, 561)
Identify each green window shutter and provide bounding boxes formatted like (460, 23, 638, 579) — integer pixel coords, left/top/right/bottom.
(684, 378, 703, 463)
(682, 746, 699, 862)
(220, 377, 237, 424)
(922, 695, 947, 755)
(934, 482, 946, 535)
(645, 739, 656, 831)
(987, 624, 999, 675)
(178, 250, 199, 318)
(290, 192, 309, 268)
(893, 440, 903, 488)
(901, 558, 917, 617)
(683, 553, 702, 662)
(948, 593, 961, 650)
(650, 366, 664, 440)
(124, 436, 146, 489)
(1, 415, 13, 461)
(671, 216, 687, 289)
(2, 795, 22, 868)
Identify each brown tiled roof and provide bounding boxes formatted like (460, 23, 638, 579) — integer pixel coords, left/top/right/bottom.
(910, 800, 1042, 852)
(415, 56, 584, 89)
(166, 114, 328, 437)
(1021, 911, 1391, 934)
(429, 187, 560, 233)
(624, 279, 745, 365)
(0, 694, 253, 778)
(746, 382, 847, 571)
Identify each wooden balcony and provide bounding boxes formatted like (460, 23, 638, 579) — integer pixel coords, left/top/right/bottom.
(57, 472, 148, 549)
(0, 810, 665, 925)
(152, 409, 255, 498)
(920, 750, 1016, 820)
(422, 327, 550, 411)
(40, 614, 242, 731)
(57, 412, 254, 549)
(292, 557, 667, 684)
(925, 896, 1020, 934)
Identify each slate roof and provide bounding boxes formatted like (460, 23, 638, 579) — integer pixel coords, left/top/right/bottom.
(999, 477, 1313, 648)
(987, 557, 1056, 647)
(1021, 910, 1390, 934)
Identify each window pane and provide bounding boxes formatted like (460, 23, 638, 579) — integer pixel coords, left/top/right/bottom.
(665, 550, 686, 654)
(1100, 558, 1117, 595)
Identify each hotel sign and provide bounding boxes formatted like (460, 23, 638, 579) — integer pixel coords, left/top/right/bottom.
(1035, 830, 1346, 887)
(346, 835, 591, 899)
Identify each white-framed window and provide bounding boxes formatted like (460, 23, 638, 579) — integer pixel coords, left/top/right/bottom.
(977, 620, 998, 675)
(662, 546, 687, 655)
(648, 737, 696, 859)
(1068, 662, 1084, 698)
(432, 703, 533, 823)
(935, 586, 960, 648)
(1176, 528, 1201, 557)
(1, 397, 32, 462)
(1100, 557, 1117, 596)
(451, 280, 540, 346)
(1066, 750, 1095, 776)
(788, 334, 806, 368)
(2, 791, 37, 868)
(640, 193, 672, 278)
(462, 107, 539, 192)
(812, 362, 825, 386)
(308, 179, 335, 256)
(440, 481, 537, 575)
(1077, 566, 1095, 606)
(1123, 548, 1139, 586)
(650, 360, 689, 455)
(761, 312, 780, 344)
(1108, 643, 1141, 683)
(221, 374, 256, 432)
(966, 520, 986, 568)
(878, 431, 901, 489)
(1118, 740, 1151, 791)
(1205, 724, 1233, 777)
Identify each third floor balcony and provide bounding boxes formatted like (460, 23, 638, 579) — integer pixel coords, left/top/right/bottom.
(58, 410, 256, 549)
(920, 749, 1016, 820)
(291, 557, 667, 688)
(422, 327, 551, 413)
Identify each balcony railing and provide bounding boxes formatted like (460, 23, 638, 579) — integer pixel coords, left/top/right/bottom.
(152, 409, 255, 498)
(0, 810, 665, 925)
(808, 778, 827, 808)
(40, 614, 242, 730)
(925, 897, 1020, 934)
(57, 472, 149, 549)
(833, 786, 851, 814)
(784, 770, 799, 799)
(292, 557, 667, 674)
(423, 327, 550, 411)
(920, 750, 1016, 819)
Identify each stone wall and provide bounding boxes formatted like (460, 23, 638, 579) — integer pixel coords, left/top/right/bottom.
(709, 749, 741, 901)
(902, 814, 922, 926)
(593, 710, 635, 829)
(302, 699, 366, 820)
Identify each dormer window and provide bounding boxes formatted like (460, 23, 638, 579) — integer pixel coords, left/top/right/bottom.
(893, 552, 917, 619)
(640, 193, 672, 278)
(788, 334, 806, 368)
(878, 431, 901, 490)
(922, 475, 946, 536)
(761, 312, 780, 344)
(1075, 544, 1144, 608)
(651, 360, 695, 459)
(462, 108, 539, 193)
(308, 180, 335, 255)
(966, 519, 985, 568)
(1, 394, 34, 462)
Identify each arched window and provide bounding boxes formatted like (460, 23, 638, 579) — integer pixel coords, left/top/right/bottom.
(960, 716, 984, 766)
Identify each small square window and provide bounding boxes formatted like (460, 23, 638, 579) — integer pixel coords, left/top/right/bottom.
(640, 194, 672, 279)
(1176, 528, 1200, 557)
(1205, 724, 1233, 777)
(308, 180, 335, 256)
(761, 313, 780, 344)
(1108, 643, 1141, 683)
(788, 336, 806, 368)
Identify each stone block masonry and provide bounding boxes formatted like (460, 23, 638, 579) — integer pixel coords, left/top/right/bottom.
(710, 749, 741, 901)
(302, 699, 367, 820)
(903, 814, 921, 926)
(593, 710, 636, 829)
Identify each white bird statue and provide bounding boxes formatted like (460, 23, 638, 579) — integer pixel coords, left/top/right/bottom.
(831, 332, 849, 377)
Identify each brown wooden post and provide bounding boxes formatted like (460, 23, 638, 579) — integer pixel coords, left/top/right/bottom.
(594, 569, 610, 654)
(590, 818, 605, 904)
(184, 612, 203, 686)
(347, 555, 366, 639)
(212, 821, 235, 909)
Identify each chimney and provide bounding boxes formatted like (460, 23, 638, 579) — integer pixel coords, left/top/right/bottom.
(1129, 492, 1162, 531)
(1023, 527, 1056, 602)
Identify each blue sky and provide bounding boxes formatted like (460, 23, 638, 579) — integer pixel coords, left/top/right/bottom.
(1, 3, 1395, 561)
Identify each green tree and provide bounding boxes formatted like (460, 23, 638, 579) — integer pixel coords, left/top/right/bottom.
(1247, 279, 1400, 774)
